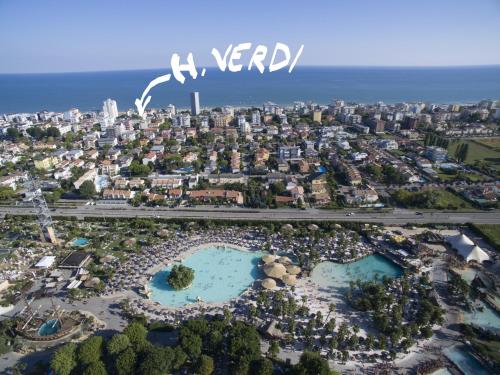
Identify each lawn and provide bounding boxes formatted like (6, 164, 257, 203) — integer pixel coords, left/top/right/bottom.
(474, 137, 500, 149)
(433, 189, 474, 210)
(437, 172, 486, 183)
(392, 188, 475, 210)
(470, 224, 500, 252)
(448, 139, 500, 172)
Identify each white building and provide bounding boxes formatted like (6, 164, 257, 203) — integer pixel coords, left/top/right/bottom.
(251, 110, 261, 125)
(103, 98, 118, 128)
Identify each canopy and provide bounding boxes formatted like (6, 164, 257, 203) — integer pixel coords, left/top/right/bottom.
(281, 274, 297, 286)
(307, 224, 319, 231)
(277, 256, 293, 265)
(35, 256, 56, 269)
(285, 264, 301, 275)
(461, 245, 490, 263)
(263, 262, 287, 278)
(262, 254, 277, 264)
(446, 234, 474, 252)
(447, 234, 490, 263)
(261, 278, 277, 289)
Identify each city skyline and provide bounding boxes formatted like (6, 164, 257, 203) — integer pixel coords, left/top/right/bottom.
(0, 0, 499, 73)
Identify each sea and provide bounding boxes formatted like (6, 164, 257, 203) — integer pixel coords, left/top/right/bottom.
(0, 66, 499, 114)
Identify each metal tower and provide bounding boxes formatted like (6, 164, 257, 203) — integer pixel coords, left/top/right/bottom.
(25, 174, 58, 244)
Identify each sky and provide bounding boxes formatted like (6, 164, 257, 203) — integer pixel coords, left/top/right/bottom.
(0, 0, 499, 73)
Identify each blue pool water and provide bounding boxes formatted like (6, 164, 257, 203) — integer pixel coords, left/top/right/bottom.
(430, 369, 453, 375)
(444, 345, 489, 375)
(311, 254, 403, 293)
(150, 246, 263, 307)
(72, 237, 89, 247)
(464, 300, 500, 333)
(38, 319, 61, 336)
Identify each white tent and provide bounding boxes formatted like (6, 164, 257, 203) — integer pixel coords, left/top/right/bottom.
(446, 234, 474, 252)
(460, 245, 490, 263)
(35, 256, 56, 269)
(446, 234, 490, 263)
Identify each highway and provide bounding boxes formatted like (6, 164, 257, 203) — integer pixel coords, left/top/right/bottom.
(1, 205, 499, 224)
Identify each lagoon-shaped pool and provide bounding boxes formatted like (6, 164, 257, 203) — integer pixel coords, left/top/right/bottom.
(464, 300, 500, 333)
(311, 254, 403, 293)
(149, 246, 263, 307)
(444, 345, 490, 375)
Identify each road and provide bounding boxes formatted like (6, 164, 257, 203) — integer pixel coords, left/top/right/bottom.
(1, 205, 500, 224)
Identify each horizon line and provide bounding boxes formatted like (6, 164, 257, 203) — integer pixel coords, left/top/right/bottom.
(1, 63, 500, 75)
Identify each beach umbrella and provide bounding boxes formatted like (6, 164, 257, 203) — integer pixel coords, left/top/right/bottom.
(277, 256, 293, 265)
(157, 229, 169, 238)
(261, 278, 277, 289)
(262, 254, 277, 263)
(281, 274, 297, 286)
(307, 224, 319, 231)
(285, 264, 301, 275)
(281, 224, 294, 232)
(263, 263, 287, 278)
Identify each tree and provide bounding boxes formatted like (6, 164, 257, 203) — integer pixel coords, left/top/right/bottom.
(268, 340, 280, 359)
(115, 347, 137, 375)
(79, 180, 96, 198)
(0, 187, 15, 200)
(227, 322, 261, 374)
(179, 330, 202, 359)
(51, 343, 77, 375)
(123, 322, 148, 350)
(293, 351, 334, 375)
(251, 358, 274, 375)
(83, 360, 107, 375)
(168, 264, 195, 290)
(46, 126, 61, 138)
(107, 333, 130, 356)
(129, 160, 151, 177)
(194, 354, 214, 375)
(139, 346, 173, 375)
(78, 336, 104, 365)
(27, 126, 45, 140)
(6, 128, 21, 141)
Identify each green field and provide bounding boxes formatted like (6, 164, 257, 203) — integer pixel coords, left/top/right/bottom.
(448, 139, 500, 173)
(392, 188, 475, 210)
(437, 171, 486, 183)
(470, 224, 500, 251)
(433, 189, 474, 210)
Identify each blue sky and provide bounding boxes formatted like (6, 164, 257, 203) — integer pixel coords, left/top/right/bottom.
(0, 0, 499, 73)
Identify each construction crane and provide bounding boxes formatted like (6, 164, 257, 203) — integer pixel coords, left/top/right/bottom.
(25, 173, 58, 244)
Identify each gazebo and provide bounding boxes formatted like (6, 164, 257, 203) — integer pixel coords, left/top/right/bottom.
(261, 278, 277, 289)
(285, 264, 301, 275)
(277, 256, 293, 265)
(281, 274, 297, 286)
(262, 254, 277, 264)
(263, 263, 287, 278)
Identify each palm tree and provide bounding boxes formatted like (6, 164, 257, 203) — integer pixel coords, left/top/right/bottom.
(325, 303, 336, 323)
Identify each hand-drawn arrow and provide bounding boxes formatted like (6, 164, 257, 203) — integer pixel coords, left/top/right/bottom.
(135, 73, 172, 118)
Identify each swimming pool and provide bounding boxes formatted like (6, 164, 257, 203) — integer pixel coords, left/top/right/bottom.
(149, 246, 263, 307)
(38, 319, 61, 336)
(72, 237, 89, 247)
(444, 345, 489, 375)
(464, 300, 500, 333)
(430, 369, 453, 375)
(311, 254, 403, 293)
